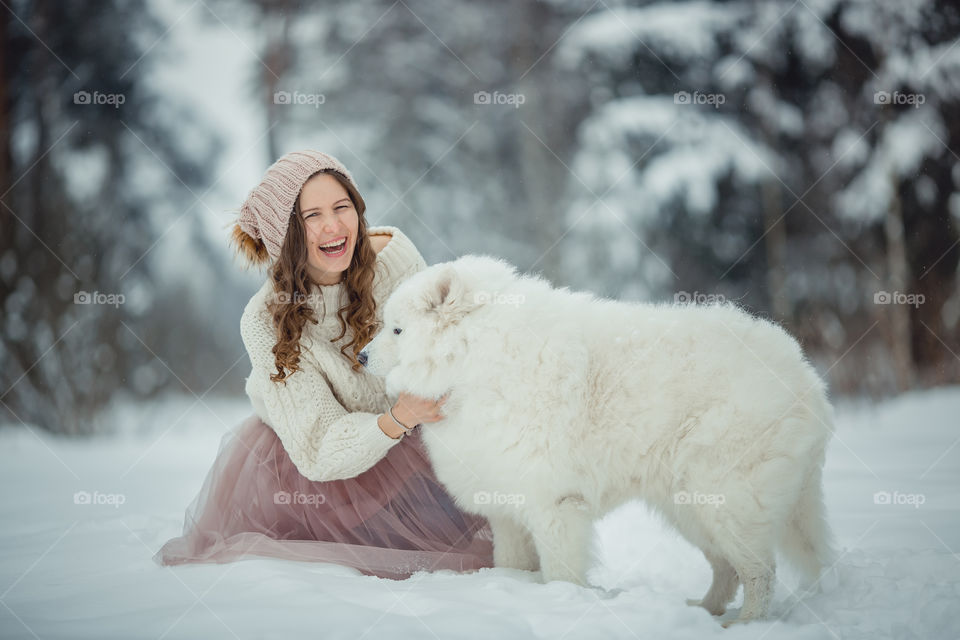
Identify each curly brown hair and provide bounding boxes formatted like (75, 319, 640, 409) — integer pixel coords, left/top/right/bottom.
(263, 170, 380, 383)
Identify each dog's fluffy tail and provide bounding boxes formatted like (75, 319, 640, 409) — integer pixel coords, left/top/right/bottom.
(780, 461, 835, 587)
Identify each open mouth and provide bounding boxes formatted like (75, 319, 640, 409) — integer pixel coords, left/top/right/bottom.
(318, 237, 348, 258)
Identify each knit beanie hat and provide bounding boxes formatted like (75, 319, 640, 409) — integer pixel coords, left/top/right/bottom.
(231, 149, 360, 266)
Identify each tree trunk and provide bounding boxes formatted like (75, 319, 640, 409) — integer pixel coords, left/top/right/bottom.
(762, 179, 790, 321)
(0, 3, 9, 200)
(884, 170, 914, 391)
(261, 0, 292, 162)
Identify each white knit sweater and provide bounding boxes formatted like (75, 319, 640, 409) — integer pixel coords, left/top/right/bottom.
(240, 225, 427, 482)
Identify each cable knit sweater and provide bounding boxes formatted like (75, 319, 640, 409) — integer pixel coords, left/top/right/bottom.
(239, 225, 427, 482)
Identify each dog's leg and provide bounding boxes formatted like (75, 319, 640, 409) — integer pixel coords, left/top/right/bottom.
(685, 552, 739, 616)
(723, 557, 775, 626)
(528, 501, 593, 586)
(705, 508, 777, 624)
(489, 514, 540, 572)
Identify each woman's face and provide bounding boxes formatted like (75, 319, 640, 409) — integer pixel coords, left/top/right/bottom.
(298, 173, 360, 286)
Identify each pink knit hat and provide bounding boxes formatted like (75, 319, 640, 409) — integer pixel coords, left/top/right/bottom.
(231, 150, 360, 265)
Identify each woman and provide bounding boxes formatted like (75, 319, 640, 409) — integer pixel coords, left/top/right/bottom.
(154, 150, 494, 579)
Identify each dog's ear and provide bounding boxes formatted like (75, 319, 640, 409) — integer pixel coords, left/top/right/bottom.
(425, 265, 480, 328)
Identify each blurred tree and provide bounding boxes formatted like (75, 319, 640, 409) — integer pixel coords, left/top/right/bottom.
(0, 0, 227, 433)
(555, 0, 960, 395)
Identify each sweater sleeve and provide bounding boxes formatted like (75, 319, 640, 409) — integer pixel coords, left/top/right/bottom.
(368, 225, 428, 292)
(240, 303, 402, 482)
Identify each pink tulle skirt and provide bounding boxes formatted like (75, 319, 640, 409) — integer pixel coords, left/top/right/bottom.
(154, 413, 494, 580)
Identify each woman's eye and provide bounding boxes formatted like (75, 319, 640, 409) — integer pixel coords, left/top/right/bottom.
(393, 328, 402, 335)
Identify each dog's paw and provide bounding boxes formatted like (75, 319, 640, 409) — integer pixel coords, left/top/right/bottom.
(718, 611, 762, 628)
(686, 598, 726, 616)
(493, 549, 540, 573)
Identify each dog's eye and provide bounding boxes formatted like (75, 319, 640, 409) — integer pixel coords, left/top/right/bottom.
(393, 327, 402, 335)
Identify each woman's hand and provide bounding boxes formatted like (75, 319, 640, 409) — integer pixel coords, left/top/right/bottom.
(393, 391, 449, 428)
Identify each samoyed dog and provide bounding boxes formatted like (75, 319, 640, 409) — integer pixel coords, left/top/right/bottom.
(360, 255, 834, 625)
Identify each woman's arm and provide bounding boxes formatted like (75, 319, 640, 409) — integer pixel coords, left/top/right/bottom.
(241, 304, 402, 482)
(377, 411, 408, 439)
(367, 225, 428, 293)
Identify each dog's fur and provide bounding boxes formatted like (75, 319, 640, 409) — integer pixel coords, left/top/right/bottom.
(361, 255, 835, 624)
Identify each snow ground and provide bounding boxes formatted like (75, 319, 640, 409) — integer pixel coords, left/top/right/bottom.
(1, 388, 958, 639)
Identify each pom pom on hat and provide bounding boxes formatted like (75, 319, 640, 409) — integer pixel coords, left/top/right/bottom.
(232, 150, 360, 266)
(229, 223, 270, 266)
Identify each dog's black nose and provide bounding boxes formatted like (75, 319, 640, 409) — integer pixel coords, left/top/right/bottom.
(358, 351, 368, 366)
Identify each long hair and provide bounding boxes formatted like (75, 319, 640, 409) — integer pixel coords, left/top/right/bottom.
(261, 170, 379, 382)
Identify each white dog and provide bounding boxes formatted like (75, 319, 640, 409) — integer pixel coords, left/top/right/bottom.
(360, 255, 834, 625)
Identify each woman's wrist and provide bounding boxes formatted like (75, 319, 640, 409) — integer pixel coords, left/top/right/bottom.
(389, 405, 417, 432)
(377, 413, 406, 439)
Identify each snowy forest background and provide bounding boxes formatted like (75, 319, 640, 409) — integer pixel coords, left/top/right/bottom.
(2, 0, 959, 435)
